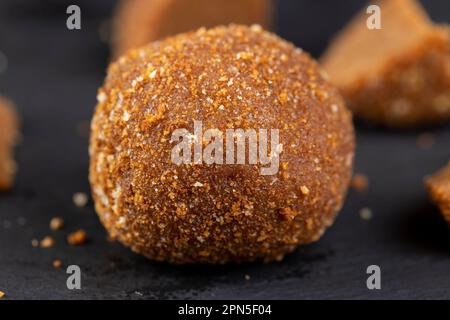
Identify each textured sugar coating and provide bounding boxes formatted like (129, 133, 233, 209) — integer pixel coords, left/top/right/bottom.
(321, 0, 450, 128)
(0, 96, 19, 191)
(90, 25, 355, 264)
(112, 0, 272, 59)
(426, 162, 450, 226)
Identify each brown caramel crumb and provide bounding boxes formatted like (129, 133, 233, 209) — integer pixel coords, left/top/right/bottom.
(53, 259, 62, 269)
(351, 174, 369, 193)
(50, 217, 64, 230)
(279, 207, 299, 221)
(425, 162, 450, 225)
(73, 192, 88, 207)
(40, 236, 55, 248)
(67, 230, 88, 246)
(417, 133, 435, 150)
(300, 185, 310, 195)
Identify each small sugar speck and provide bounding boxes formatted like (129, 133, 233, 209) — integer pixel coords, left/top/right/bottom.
(31, 239, 39, 247)
(359, 208, 373, 220)
(73, 192, 88, 207)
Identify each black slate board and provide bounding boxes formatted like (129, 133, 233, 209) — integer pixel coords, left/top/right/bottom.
(0, 0, 449, 300)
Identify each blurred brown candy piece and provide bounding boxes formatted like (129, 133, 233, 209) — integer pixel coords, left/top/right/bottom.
(112, 0, 273, 59)
(426, 162, 450, 226)
(321, 0, 450, 127)
(0, 96, 19, 191)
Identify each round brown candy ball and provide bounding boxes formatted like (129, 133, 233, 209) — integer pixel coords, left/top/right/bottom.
(90, 25, 355, 264)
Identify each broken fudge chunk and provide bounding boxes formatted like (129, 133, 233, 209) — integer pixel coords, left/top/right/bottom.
(0, 96, 19, 191)
(112, 0, 273, 59)
(321, 0, 450, 127)
(426, 162, 450, 226)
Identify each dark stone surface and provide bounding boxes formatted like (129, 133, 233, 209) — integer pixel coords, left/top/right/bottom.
(0, 0, 449, 300)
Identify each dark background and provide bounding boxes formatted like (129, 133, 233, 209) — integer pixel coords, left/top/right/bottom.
(0, 0, 449, 300)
